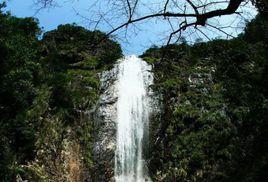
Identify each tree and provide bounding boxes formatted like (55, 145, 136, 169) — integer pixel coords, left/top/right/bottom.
(35, 0, 257, 45)
(140, 11, 268, 180)
(0, 3, 122, 180)
(0, 3, 41, 179)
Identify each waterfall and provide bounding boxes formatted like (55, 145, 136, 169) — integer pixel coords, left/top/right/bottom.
(115, 55, 153, 182)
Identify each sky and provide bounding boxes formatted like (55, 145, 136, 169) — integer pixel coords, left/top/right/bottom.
(4, 0, 257, 55)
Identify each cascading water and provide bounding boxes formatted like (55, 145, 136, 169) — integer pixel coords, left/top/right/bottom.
(115, 55, 153, 182)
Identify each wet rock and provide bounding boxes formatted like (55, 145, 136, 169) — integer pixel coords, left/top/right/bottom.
(93, 64, 119, 182)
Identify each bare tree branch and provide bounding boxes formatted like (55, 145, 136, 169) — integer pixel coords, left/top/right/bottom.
(186, 0, 199, 14)
(35, 0, 255, 48)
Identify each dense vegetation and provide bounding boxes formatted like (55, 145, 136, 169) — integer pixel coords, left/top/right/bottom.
(0, 3, 121, 181)
(142, 7, 268, 182)
(1, 1, 268, 182)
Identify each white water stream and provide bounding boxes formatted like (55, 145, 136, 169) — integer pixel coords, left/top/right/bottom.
(115, 55, 152, 182)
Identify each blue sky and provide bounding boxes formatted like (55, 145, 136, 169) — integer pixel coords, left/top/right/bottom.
(4, 0, 257, 55)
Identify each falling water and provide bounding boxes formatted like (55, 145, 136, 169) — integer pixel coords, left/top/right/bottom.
(115, 55, 152, 182)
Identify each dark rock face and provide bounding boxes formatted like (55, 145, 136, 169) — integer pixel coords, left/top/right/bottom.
(93, 65, 119, 182)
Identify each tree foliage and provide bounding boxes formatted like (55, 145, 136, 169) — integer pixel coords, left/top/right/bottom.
(0, 3, 122, 180)
(142, 10, 268, 182)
